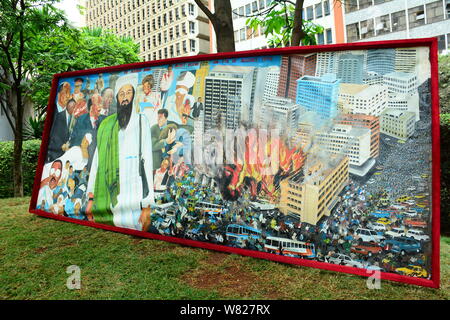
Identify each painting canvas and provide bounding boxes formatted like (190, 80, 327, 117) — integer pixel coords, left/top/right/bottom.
(30, 39, 440, 288)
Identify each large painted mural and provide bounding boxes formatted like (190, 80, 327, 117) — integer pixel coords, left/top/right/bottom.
(33, 45, 437, 285)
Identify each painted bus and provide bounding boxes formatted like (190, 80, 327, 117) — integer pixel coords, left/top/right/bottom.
(264, 236, 316, 259)
(226, 224, 262, 242)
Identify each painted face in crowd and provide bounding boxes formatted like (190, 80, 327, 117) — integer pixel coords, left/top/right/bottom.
(49, 161, 62, 190)
(117, 84, 134, 129)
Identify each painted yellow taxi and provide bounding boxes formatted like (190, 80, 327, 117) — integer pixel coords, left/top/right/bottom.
(376, 218, 392, 225)
(395, 265, 428, 278)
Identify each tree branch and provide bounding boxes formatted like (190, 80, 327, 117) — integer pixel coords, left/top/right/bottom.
(193, 0, 216, 23)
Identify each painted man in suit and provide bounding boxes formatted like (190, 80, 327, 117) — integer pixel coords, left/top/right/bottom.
(46, 82, 72, 163)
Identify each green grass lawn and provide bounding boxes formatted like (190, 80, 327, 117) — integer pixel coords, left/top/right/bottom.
(0, 197, 448, 300)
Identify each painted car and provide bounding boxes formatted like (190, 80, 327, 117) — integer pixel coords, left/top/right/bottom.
(355, 228, 385, 243)
(385, 227, 406, 239)
(384, 237, 421, 255)
(367, 222, 386, 232)
(376, 218, 392, 225)
(404, 218, 427, 229)
(395, 265, 428, 278)
(406, 229, 430, 242)
(351, 242, 383, 257)
(328, 253, 364, 268)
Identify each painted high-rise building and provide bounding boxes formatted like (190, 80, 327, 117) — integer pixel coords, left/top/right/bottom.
(278, 54, 317, 101)
(367, 48, 396, 75)
(259, 97, 300, 137)
(337, 53, 365, 84)
(296, 74, 340, 119)
(262, 66, 280, 102)
(85, 0, 211, 61)
(395, 48, 418, 73)
(203, 65, 255, 131)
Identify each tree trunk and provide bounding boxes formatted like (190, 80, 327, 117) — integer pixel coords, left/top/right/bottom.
(13, 85, 23, 197)
(212, 0, 235, 52)
(291, 0, 306, 47)
(194, 0, 235, 52)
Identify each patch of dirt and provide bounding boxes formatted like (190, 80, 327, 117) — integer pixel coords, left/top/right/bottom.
(34, 246, 48, 253)
(180, 252, 285, 299)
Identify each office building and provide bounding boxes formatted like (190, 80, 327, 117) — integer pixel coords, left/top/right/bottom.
(344, 0, 450, 53)
(383, 72, 418, 96)
(337, 52, 365, 84)
(380, 108, 416, 140)
(315, 124, 372, 169)
(259, 97, 300, 136)
(338, 83, 389, 116)
(335, 113, 380, 158)
(367, 48, 396, 75)
(296, 74, 340, 119)
(262, 66, 280, 102)
(229, 0, 346, 52)
(279, 155, 349, 225)
(203, 65, 255, 130)
(85, 0, 211, 61)
(278, 54, 317, 101)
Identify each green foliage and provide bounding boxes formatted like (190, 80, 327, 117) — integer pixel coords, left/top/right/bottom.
(28, 26, 141, 114)
(246, 2, 324, 48)
(0, 140, 41, 198)
(23, 116, 45, 140)
(439, 55, 450, 113)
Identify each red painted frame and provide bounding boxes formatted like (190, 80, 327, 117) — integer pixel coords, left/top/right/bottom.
(29, 38, 441, 289)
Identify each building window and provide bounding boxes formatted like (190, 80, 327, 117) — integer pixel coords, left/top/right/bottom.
(447, 0, 450, 19)
(259, 0, 265, 10)
(240, 28, 246, 41)
(359, 0, 373, 10)
(346, 23, 360, 42)
(345, 0, 358, 14)
(391, 10, 407, 32)
(252, 1, 258, 13)
(306, 6, 313, 20)
(189, 21, 196, 34)
(232, 9, 238, 19)
(188, 3, 195, 15)
(438, 34, 446, 53)
(408, 5, 425, 29)
(317, 32, 324, 44)
(375, 14, 390, 35)
(326, 28, 332, 44)
(324, 0, 330, 16)
(426, 1, 444, 24)
(315, 3, 323, 19)
(190, 39, 196, 52)
(245, 4, 251, 15)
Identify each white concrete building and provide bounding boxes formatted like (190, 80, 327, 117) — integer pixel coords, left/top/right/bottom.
(344, 0, 450, 54)
(262, 66, 280, 102)
(383, 72, 418, 96)
(388, 92, 420, 121)
(380, 108, 416, 140)
(315, 124, 372, 174)
(85, 0, 211, 61)
(259, 96, 300, 136)
(338, 83, 389, 116)
(203, 65, 255, 130)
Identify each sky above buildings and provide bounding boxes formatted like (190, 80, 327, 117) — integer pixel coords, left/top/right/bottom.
(55, 0, 85, 28)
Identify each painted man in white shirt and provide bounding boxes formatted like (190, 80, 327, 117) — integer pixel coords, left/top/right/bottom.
(86, 73, 154, 231)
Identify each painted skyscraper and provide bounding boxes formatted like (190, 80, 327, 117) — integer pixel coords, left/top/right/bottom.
(296, 74, 341, 119)
(367, 49, 396, 75)
(337, 53, 365, 84)
(278, 54, 317, 101)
